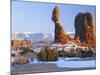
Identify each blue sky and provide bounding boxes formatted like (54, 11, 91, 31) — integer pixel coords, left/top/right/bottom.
(12, 1, 96, 33)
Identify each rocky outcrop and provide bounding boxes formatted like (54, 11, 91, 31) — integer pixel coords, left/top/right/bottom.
(74, 12, 96, 48)
(52, 6, 71, 44)
(12, 39, 33, 49)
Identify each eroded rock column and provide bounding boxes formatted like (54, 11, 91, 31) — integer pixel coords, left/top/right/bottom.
(52, 6, 71, 44)
(74, 12, 96, 48)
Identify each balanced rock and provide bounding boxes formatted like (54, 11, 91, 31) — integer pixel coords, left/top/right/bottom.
(52, 6, 71, 43)
(74, 12, 96, 48)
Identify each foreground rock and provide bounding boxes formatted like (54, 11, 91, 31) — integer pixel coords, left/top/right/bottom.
(52, 6, 71, 44)
(14, 55, 29, 64)
(11, 47, 37, 64)
(74, 12, 96, 48)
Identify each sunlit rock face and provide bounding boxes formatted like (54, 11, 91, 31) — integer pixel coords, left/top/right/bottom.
(74, 12, 96, 48)
(52, 6, 71, 44)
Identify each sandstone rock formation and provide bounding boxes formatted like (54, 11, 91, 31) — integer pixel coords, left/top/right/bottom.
(12, 39, 33, 49)
(74, 12, 96, 48)
(52, 6, 71, 44)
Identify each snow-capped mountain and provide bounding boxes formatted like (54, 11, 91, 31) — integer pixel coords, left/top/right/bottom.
(12, 32, 54, 42)
(66, 32, 75, 38)
(12, 32, 74, 42)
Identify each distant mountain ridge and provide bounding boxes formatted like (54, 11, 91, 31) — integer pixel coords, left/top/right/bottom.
(12, 32, 74, 42)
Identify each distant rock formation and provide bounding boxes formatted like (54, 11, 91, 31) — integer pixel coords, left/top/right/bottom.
(12, 39, 33, 49)
(52, 6, 71, 44)
(74, 12, 96, 48)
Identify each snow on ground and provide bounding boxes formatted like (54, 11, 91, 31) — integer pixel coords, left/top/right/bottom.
(57, 58, 95, 68)
(28, 57, 96, 68)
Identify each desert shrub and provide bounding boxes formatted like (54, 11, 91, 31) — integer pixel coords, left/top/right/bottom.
(38, 49, 47, 61)
(58, 50, 65, 57)
(80, 48, 95, 58)
(67, 48, 80, 57)
(38, 47, 58, 61)
(18, 47, 37, 60)
(20, 47, 33, 52)
(58, 47, 95, 57)
(19, 47, 36, 55)
(11, 40, 13, 46)
(58, 48, 80, 57)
